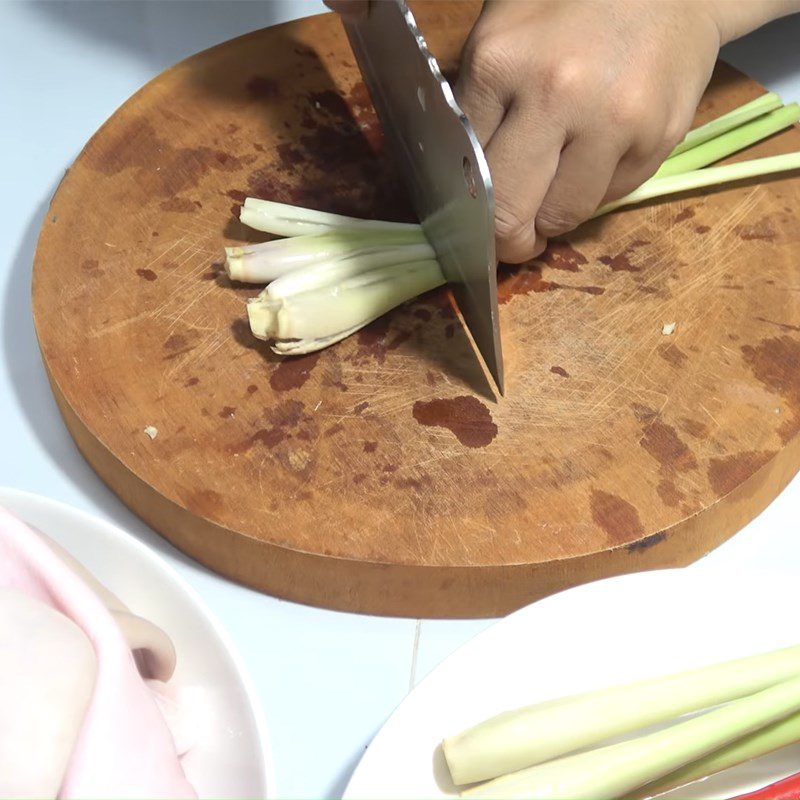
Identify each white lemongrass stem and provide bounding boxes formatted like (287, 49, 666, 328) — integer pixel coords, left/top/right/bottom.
(656, 103, 800, 178)
(443, 643, 800, 786)
(266, 242, 435, 298)
(240, 197, 421, 237)
(670, 92, 783, 158)
(464, 674, 800, 800)
(247, 259, 444, 352)
(225, 229, 430, 283)
(595, 152, 800, 217)
(629, 711, 800, 800)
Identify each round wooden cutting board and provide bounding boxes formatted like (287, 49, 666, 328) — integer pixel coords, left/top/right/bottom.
(33, 2, 800, 617)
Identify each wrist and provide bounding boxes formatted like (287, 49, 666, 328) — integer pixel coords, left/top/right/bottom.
(703, 0, 800, 45)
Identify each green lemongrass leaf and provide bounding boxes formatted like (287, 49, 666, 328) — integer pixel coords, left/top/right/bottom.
(670, 92, 783, 158)
(444, 643, 800, 786)
(628, 711, 800, 799)
(266, 242, 435, 298)
(656, 103, 800, 178)
(240, 198, 421, 237)
(463, 674, 800, 800)
(595, 152, 800, 217)
(225, 229, 430, 283)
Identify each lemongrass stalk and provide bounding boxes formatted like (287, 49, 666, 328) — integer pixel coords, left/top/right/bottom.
(225, 229, 430, 283)
(464, 675, 800, 800)
(670, 92, 783, 158)
(629, 711, 800, 800)
(443, 643, 800, 786)
(240, 197, 421, 237)
(656, 103, 800, 178)
(272, 322, 367, 356)
(266, 242, 434, 298)
(247, 259, 444, 350)
(596, 151, 800, 217)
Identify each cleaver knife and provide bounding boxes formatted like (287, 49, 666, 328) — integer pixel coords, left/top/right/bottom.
(342, 0, 505, 394)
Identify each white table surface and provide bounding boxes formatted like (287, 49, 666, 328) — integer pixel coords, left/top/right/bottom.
(1, 3, 799, 797)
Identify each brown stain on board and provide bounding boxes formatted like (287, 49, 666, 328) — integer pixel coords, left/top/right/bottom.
(756, 317, 800, 333)
(86, 118, 241, 197)
(268, 400, 305, 428)
(674, 207, 695, 223)
(413, 396, 498, 448)
(708, 450, 776, 496)
(82, 259, 101, 275)
(183, 488, 223, 518)
(599, 252, 639, 273)
(640, 421, 698, 473)
(680, 418, 709, 439)
(246, 76, 280, 100)
(550, 366, 570, 378)
(657, 478, 683, 508)
(159, 197, 198, 213)
(137, 268, 157, 281)
(741, 336, 800, 444)
(229, 400, 306, 455)
(736, 218, 777, 241)
(538, 243, 588, 272)
(659, 343, 689, 368)
(498, 263, 605, 304)
(590, 490, 644, 545)
(269, 353, 321, 392)
(230, 427, 285, 454)
(164, 334, 187, 352)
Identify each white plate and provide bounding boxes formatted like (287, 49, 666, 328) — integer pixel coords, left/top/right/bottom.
(345, 568, 800, 799)
(0, 488, 274, 800)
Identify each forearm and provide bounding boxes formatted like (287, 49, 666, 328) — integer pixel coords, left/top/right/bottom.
(707, 0, 800, 44)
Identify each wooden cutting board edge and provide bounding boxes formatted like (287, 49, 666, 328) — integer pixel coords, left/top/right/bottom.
(41, 357, 800, 617)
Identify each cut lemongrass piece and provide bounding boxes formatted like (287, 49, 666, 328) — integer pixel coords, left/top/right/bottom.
(272, 321, 371, 356)
(225, 229, 430, 283)
(670, 92, 783, 158)
(247, 259, 444, 350)
(240, 198, 422, 237)
(464, 674, 800, 800)
(245, 296, 280, 339)
(656, 103, 800, 178)
(266, 242, 435, 299)
(628, 711, 800, 800)
(596, 151, 800, 217)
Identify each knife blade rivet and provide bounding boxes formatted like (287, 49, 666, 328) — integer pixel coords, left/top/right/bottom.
(463, 156, 477, 199)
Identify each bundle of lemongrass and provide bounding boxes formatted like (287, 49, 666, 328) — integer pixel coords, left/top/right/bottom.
(226, 92, 800, 356)
(442, 643, 800, 799)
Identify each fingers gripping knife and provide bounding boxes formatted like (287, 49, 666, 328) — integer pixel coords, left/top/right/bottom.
(343, 0, 505, 394)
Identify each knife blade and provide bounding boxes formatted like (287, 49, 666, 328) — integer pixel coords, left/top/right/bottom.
(343, 0, 504, 394)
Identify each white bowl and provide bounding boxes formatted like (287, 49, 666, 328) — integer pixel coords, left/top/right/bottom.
(0, 487, 274, 799)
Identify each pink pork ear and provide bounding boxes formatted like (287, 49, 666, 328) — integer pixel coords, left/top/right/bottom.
(37, 530, 177, 682)
(0, 507, 196, 800)
(0, 589, 97, 798)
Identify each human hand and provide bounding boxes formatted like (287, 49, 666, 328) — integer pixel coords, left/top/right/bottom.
(455, 0, 725, 262)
